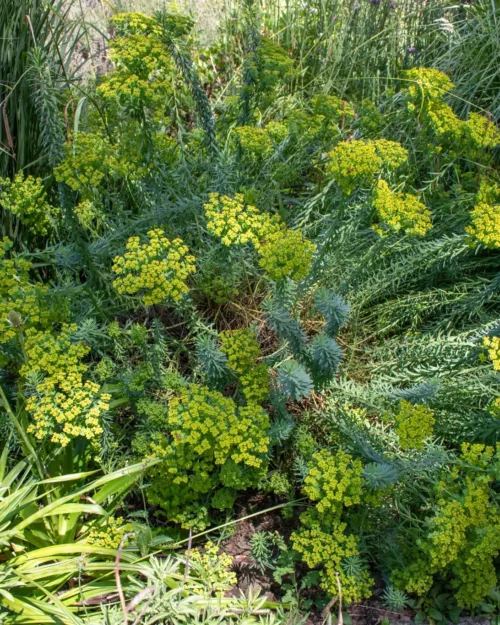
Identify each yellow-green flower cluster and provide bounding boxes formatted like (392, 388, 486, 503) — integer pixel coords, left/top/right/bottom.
(110, 12, 162, 37)
(26, 379, 109, 447)
(403, 68, 465, 144)
(312, 94, 355, 123)
(204, 192, 282, 248)
(97, 13, 174, 112)
(86, 517, 130, 549)
(220, 328, 269, 403)
(21, 325, 109, 446)
(20, 325, 90, 389)
(327, 139, 408, 194)
(0, 173, 59, 235)
(394, 400, 435, 450)
(233, 126, 272, 158)
(477, 176, 500, 205)
(246, 37, 296, 97)
(204, 193, 315, 281)
(198, 274, 239, 304)
(112, 229, 196, 306)
(285, 110, 326, 140)
(303, 449, 364, 517)
(166, 385, 269, 468)
(404, 67, 455, 103)
(265, 121, 289, 144)
(373, 180, 432, 237)
(292, 519, 373, 604)
(189, 542, 237, 597)
(394, 443, 500, 607)
(465, 112, 500, 151)
(466, 201, 500, 249)
(291, 450, 373, 604)
(0, 238, 61, 343)
(54, 133, 112, 191)
(483, 335, 500, 371)
(74, 199, 99, 230)
(148, 385, 269, 528)
(258, 228, 316, 281)
(55, 130, 161, 192)
(426, 100, 464, 142)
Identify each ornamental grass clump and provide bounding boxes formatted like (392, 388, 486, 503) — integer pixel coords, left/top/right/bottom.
(112, 228, 196, 306)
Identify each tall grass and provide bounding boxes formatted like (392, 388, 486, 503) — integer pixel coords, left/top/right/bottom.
(436, 1, 500, 118)
(221, 0, 456, 98)
(0, 0, 82, 178)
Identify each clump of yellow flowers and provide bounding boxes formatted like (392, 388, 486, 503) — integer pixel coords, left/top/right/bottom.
(20, 325, 89, 387)
(466, 202, 500, 249)
(96, 12, 174, 111)
(55, 129, 164, 193)
(220, 328, 270, 403)
(0, 238, 60, 344)
(21, 325, 110, 447)
(204, 193, 316, 282)
(404, 67, 455, 102)
(393, 443, 500, 608)
(258, 228, 316, 281)
(403, 68, 464, 143)
(327, 139, 408, 194)
(112, 229, 196, 306)
(465, 112, 500, 152)
(291, 449, 373, 604)
(233, 126, 273, 158)
(26, 380, 108, 447)
(483, 335, 500, 371)
(373, 179, 432, 237)
(0, 173, 59, 235)
(394, 400, 435, 450)
(189, 542, 237, 597)
(148, 384, 269, 528)
(204, 192, 281, 248)
(87, 517, 131, 549)
(312, 94, 355, 123)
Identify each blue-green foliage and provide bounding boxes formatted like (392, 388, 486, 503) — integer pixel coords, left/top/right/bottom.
(264, 301, 308, 356)
(314, 289, 350, 337)
(277, 360, 313, 400)
(309, 333, 343, 387)
(196, 335, 228, 381)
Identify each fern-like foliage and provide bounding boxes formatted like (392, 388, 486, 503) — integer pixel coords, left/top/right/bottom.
(390, 381, 438, 404)
(277, 360, 312, 400)
(314, 288, 350, 336)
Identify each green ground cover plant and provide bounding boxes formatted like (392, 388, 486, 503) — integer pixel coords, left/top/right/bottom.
(1, 0, 500, 623)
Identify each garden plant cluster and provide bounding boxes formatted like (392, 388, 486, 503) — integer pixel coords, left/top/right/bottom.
(1, 1, 500, 624)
